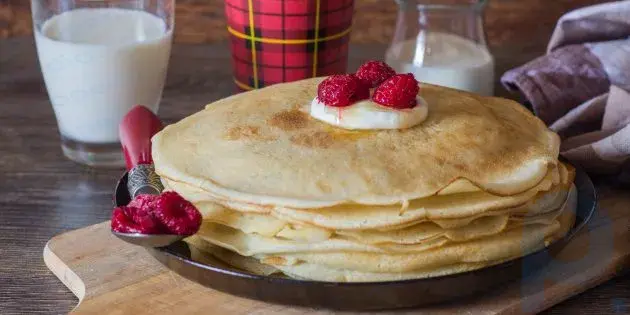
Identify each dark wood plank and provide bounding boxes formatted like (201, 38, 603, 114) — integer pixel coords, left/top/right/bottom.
(0, 37, 628, 314)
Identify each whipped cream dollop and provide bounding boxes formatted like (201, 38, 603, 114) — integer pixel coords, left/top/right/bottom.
(309, 97, 428, 130)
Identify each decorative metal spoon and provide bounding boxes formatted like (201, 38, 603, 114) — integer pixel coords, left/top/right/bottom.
(111, 105, 185, 247)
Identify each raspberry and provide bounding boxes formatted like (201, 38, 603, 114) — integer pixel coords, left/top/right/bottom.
(111, 192, 201, 235)
(128, 194, 159, 210)
(111, 207, 137, 233)
(355, 60, 396, 88)
(131, 206, 165, 233)
(111, 206, 164, 234)
(317, 74, 369, 107)
(153, 191, 202, 236)
(372, 73, 420, 109)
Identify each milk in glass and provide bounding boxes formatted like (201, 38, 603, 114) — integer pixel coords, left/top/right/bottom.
(35, 8, 172, 144)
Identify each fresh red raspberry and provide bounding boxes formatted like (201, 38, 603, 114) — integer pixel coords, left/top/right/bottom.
(372, 73, 420, 109)
(111, 207, 138, 233)
(127, 194, 159, 210)
(130, 206, 165, 233)
(153, 191, 202, 236)
(111, 206, 164, 234)
(317, 74, 369, 107)
(355, 60, 396, 88)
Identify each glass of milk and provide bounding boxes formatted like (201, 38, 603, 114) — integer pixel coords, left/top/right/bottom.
(31, 0, 174, 167)
(386, 0, 494, 96)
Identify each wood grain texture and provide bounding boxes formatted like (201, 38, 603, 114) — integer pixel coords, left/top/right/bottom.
(43, 197, 629, 315)
(0, 36, 628, 314)
(0, 0, 608, 51)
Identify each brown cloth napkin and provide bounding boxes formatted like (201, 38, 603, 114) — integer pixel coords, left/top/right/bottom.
(502, 0, 630, 182)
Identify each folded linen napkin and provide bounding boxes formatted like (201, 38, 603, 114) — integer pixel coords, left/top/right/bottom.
(502, 0, 630, 183)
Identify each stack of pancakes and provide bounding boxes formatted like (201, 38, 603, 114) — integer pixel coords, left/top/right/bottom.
(152, 79, 576, 282)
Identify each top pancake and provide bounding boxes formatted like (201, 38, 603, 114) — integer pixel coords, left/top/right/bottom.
(152, 78, 560, 208)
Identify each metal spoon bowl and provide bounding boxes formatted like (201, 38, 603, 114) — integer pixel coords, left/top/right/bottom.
(112, 231, 183, 247)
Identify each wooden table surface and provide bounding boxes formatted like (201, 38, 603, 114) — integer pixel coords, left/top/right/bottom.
(0, 37, 628, 314)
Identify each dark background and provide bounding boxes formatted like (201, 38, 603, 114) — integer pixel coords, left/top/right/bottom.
(0, 0, 608, 51)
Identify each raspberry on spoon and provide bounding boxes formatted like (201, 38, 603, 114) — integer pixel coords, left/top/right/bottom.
(111, 192, 202, 236)
(130, 206, 166, 233)
(355, 60, 396, 88)
(153, 191, 202, 236)
(317, 74, 370, 107)
(111, 206, 164, 234)
(127, 194, 159, 210)
(372, 73, 420, 109)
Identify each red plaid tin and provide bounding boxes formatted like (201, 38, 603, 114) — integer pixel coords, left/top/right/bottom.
(224, 0, 354, 90)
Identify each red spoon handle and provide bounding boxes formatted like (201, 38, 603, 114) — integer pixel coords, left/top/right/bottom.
(119, 105, 164, 170)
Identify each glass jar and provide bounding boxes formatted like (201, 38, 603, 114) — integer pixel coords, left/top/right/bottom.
(385, 0, 495, 96)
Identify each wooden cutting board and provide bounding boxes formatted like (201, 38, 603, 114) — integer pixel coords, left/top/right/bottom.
(44, 193, 630, 315)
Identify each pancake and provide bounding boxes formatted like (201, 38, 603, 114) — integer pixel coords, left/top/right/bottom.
(511, 185, 577, 225)
(195, 185, 576, 258)
(152, 79, 560, 208)
(261, 220, 563, 273)
(193, 183, 575, 252)
(272, 260, 496, 283)
(268, 172, 570, 230)
(197, 189, 577, 273)
(275, 224, 333, 242)
(192, 199, 333, 242)
(161, 163, 559, 207)
(155, 77, 574, 282)
(193, 198, 548, 244)
(187, 236, 495, 282)
(337, 215, 509, 245)
(187, 209, 574, 282)
(186, 235, 280, 276)
(194, 200, 288, 237)
(196, 222, 449, 255)
(195, 209, 572, 275)
(163, 163, 572, 231)
(187, 176, 572, 246)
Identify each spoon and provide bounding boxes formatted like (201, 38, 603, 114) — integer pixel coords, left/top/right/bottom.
(111, 105, 184, 247)
(111, 232, 184, 248)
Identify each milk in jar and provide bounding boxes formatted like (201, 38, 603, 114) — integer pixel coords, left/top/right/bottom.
(386, 32, 495, 96)
(34, 8, 172, 144)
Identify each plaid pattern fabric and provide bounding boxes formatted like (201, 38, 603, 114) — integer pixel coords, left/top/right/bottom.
(225, 0, 354, 90)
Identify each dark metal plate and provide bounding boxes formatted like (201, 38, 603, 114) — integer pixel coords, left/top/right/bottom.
(113, 167, 597, 311)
